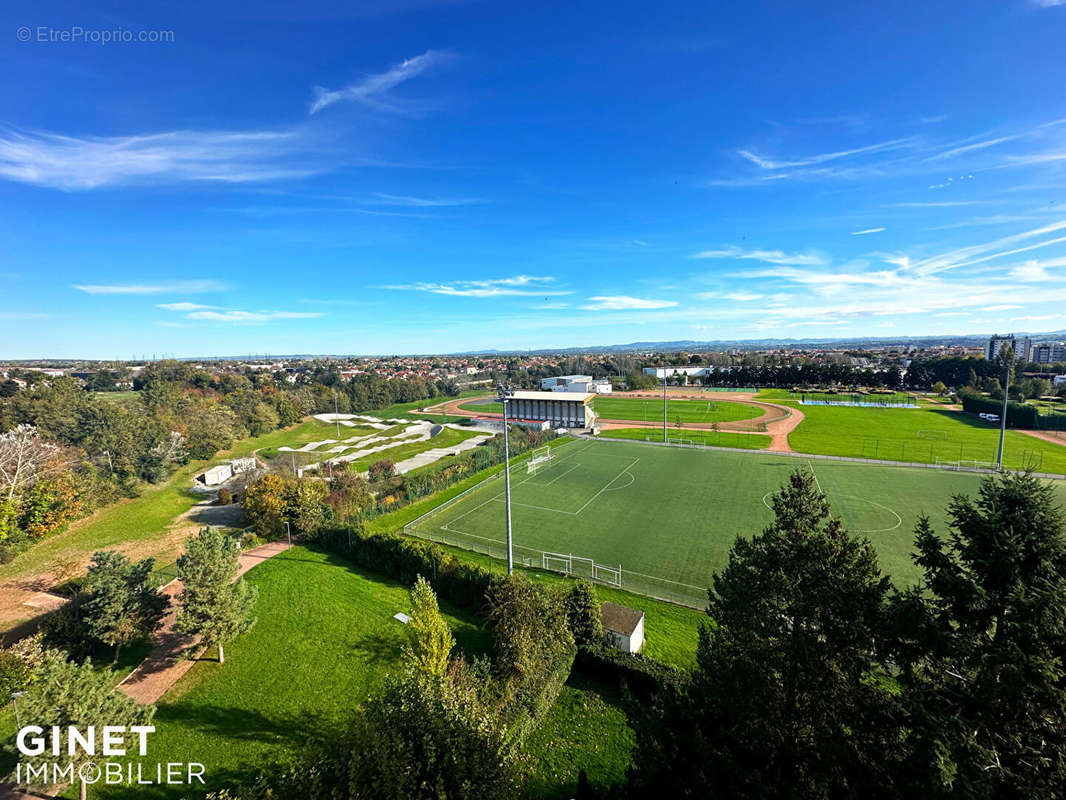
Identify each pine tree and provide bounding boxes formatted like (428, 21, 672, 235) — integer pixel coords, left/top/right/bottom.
(82, 550, 169, 663)
(629, 470, 901, 799)
(17, 656, 154, 800)
(175, 528, 257, 665)
(893, 472, 1066, 798)
(404, 575, 454, 678)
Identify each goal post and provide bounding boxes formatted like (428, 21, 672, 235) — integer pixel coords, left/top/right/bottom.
(527, 445, 553, 474)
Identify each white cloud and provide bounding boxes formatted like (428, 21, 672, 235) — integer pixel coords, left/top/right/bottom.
(690, 246, 828, 266)
(723, 292, 763, 301)
(157, 302, 215, 311)
(186, 310, 324, 322)
(982, 304, 1024, 311)
(0, 129, 318, 191)
(580, 296, 678, 310)
(927, 134, 1024, 161)
(372, 192, 482, 207)
(0, 311, 49, 320)
(851, 227, 885, 235)
(310, 50, 451, 115)
(381, 276, 570, 298)
(74, 280, 224, 295)
(1032, 0, 1066, 7)
(736, 138, 914, 170)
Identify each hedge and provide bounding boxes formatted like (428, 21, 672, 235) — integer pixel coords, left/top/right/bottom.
(501, 644, 577, 746)
(574, 643, 684, 699)
(958, 389, 1037, 428)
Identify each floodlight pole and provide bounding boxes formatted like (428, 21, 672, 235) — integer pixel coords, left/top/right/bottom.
(996, 356, 1011, 470)
(499, 383, 514, 574)
(11, 691, 25, 728)
(662, 370, 668, 444)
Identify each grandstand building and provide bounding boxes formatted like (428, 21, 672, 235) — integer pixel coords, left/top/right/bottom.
(504, 390, 596, 428)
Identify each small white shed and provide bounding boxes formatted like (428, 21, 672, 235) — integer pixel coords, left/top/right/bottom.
(202, 463, 233, 486)
(602, 602, 645, 654)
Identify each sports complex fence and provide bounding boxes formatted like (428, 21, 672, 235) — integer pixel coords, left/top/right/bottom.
(799, 391, 918, 408)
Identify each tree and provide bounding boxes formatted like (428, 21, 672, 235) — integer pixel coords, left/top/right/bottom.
(404, 576, 455, 678)
(564, 579, 603, 646)
(368, 459, 395, 483)
(891, 472, 1066, 798)
(82, 551, 169, 663)
(242, 473, 288, 538)
(16, 655, 155, 800)
(629, 470, 901, 799)
(0, 424, 61, 501)
(933, 380, 948, 397)
(176, 528, 257, 665)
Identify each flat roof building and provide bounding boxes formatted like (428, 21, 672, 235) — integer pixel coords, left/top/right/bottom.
(503, 390, 595, 428)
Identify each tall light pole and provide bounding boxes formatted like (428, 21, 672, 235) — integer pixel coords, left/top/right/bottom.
(996, 347, 1013, 470)
(662, 369, 668, 444)
(498, 383, 515, 574)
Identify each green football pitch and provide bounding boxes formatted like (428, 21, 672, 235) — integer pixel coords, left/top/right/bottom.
(406, 438, 1066, 607)
(461, 395, 762, 425)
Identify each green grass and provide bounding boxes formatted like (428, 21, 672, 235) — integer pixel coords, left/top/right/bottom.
(523, 675, 636, 799)
(785, 403, 1066, 474)
(366, 389, 486, 423)
(599, 427, 771, 450)
(464, 395, 763, 426)
(408, 438, 1066, 604)
(87, 546, 491, 799)
(343, 427, 485, 473)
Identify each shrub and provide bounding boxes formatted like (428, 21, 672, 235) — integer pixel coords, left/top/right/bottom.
(574, 643, 683, 699)
(564, 579, 603, 646)
(217, 487, 233, 505)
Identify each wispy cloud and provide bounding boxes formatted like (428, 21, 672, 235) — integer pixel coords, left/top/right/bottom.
(309, 50, 452, 115)
(372, 192, 481, 207)
(157, 302, 216, 311)
(74, 280, 224, 295)
(0, 311, 49, 320)
(690, 246, 828, 266)
(736, 137, 915, 170)
(381, 275, 571, 298)
(579, 296, 678, 310)
(851, 227, 885, 235)
(0, 129, 320, 191)
(186, 310, 324, 322)
(1032, 0, 1066, 7)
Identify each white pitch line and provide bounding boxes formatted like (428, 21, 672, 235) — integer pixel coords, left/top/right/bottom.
(807, 459, 823, 494)
(574, 457, 641, 515)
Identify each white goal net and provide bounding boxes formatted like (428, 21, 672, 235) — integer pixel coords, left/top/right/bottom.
(542, 551, 623, 587)
(527, 445, 553, 474)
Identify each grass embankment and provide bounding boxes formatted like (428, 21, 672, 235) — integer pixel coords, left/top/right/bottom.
(344, 427, 483, 473)
(598, 427, 772, 450)
(781, 402, 1066, 474)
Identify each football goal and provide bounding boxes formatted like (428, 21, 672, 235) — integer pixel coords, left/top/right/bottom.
(917, 430, 949, 440)
(527, 445, 553, 474)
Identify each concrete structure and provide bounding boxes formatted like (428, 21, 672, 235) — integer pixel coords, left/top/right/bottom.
(602, 602, 645, 654)
(642, 365, 713, 380)
(503, 390, 595, 428)
(1033, 342, 1066, 364)
(541, 374, 613, 394)
(987, 334, 1032, 362)
(200, 457, 258, 487)
(1054, 375, 1066, 388)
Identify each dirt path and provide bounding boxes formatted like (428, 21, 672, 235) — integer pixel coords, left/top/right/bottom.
(1017, 428, 1066, 447)
(117, 539, 290, 704)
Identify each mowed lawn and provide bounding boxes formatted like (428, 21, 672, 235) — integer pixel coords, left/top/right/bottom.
(344, 427, 485, 473)
(88, 547, 493, 800)
(408, 439, 1066, 602)
(785, 403, 1066, 474)
(599, 427, 772, 450)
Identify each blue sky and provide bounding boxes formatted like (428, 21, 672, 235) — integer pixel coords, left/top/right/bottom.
(2, 0, 1066, 358)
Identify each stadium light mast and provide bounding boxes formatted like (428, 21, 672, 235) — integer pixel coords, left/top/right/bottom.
(662, 369, 668, 444)
(498, 383, 515, 574)
(996, 347, 1013, 470)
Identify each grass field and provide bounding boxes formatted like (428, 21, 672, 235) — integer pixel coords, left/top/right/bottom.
(87, 547, 492, 799)
(784, 403, 1066, 474)
(407, 438, 1066, 605)
(599, 427, 771, 450)
(462, 395, 763, 426)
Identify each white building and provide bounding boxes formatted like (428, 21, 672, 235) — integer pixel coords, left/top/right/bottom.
(642, 366, 713, 381)
(540, 374, 613, 394)
(503, 390, 596, 428)
(602, 602, 645, 654)
(987, 334, 1032, 362)
(1054, 375, 1066, 388)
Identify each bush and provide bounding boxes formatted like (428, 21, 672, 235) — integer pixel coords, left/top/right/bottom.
(958, 388, 1037, 427)
(574, 643, 683, 699)
(39, 593, 96, 660)
(217, 488, 233, 505)
(564, 580, 603, 646)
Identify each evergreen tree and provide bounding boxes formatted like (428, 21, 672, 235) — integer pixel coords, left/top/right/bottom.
(563, 579, 603, 647)
(629, 470, 901, 799)
(404, 575, 454, 678)
(16, 656, 154, 800)
(892, 472, 1066, 798)
(82, 550, 169, 663)
(176, 528, 258, 665)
